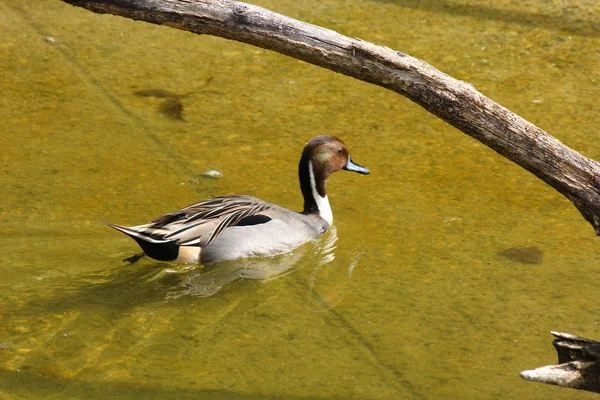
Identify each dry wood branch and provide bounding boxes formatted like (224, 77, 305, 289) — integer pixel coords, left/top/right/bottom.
(521, 331, 600, 393)
(61, 0, 600, 233)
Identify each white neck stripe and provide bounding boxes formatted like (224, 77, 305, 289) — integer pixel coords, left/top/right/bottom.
(308, 161, 333, 225)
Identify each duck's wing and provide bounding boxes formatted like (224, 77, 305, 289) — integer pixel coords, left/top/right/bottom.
(142, 195, 276, 247)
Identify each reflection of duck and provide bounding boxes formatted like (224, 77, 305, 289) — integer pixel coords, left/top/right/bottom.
(164, 236, 315, 298)
(160, 225, 345, 298)
(108, 136, 369, 264)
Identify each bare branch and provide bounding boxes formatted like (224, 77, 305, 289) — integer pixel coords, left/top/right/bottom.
(521, 331, 600, 393)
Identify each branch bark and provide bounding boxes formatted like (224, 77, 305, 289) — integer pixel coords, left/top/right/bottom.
(521, 331, 600, 393)
(61, 0, 600, 233)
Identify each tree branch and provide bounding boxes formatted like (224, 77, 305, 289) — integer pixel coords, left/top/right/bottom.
(521, 331, 600, 393)
(61, 0, 600, 234)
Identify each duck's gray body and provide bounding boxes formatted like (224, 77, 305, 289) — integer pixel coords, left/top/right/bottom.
(199, 197, 328, 264)
(107, 136, 369, 264)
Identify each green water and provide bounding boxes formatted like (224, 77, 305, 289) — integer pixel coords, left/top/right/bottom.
(1, 0, 600, 398)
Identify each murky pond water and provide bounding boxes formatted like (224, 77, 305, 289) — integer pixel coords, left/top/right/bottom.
(1, 0, 600, 398)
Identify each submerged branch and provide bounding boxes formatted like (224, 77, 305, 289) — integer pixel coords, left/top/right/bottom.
(521, 331, 600, 394)
(61, 0, 600, 233)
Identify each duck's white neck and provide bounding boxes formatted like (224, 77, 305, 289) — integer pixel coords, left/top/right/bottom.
(308, 161, 333, 225)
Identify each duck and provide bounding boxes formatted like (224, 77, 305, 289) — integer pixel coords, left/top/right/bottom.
(107, 135, 369, 264)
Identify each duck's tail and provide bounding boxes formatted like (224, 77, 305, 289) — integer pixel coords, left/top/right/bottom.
(106, 222, 183, 262)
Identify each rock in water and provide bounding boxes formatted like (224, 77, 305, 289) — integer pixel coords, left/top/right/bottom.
(498, 246, 543, 264)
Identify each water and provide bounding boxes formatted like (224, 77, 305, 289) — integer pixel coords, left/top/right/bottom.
(1, 0, 599, 398)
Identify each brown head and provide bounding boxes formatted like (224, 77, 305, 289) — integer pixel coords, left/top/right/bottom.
(299, 135, 369, 214)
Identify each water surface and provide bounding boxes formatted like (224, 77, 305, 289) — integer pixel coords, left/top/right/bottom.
(1, 0, 600, 398)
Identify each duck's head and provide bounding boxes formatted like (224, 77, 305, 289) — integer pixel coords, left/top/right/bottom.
(298, 136, 369, 216)
(299, 136, 369, 220)
(302, 135, 370, 181)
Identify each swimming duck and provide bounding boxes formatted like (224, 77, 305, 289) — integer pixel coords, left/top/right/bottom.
(107, 135, 369, 264)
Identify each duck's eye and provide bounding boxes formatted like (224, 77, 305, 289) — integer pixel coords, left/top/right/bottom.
(337, 148, 343, 155)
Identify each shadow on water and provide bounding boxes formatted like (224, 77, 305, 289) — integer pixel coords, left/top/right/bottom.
(377, 0, 600, 37)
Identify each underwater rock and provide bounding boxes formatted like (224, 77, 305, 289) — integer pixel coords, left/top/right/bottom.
(157, 97, 185, 121)
(201, 170, 223, 179)
(133, 89, 179, 98)
(498, 246, 543, 264)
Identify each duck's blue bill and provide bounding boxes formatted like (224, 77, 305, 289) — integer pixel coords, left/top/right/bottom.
(343, 157, 370, 175)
